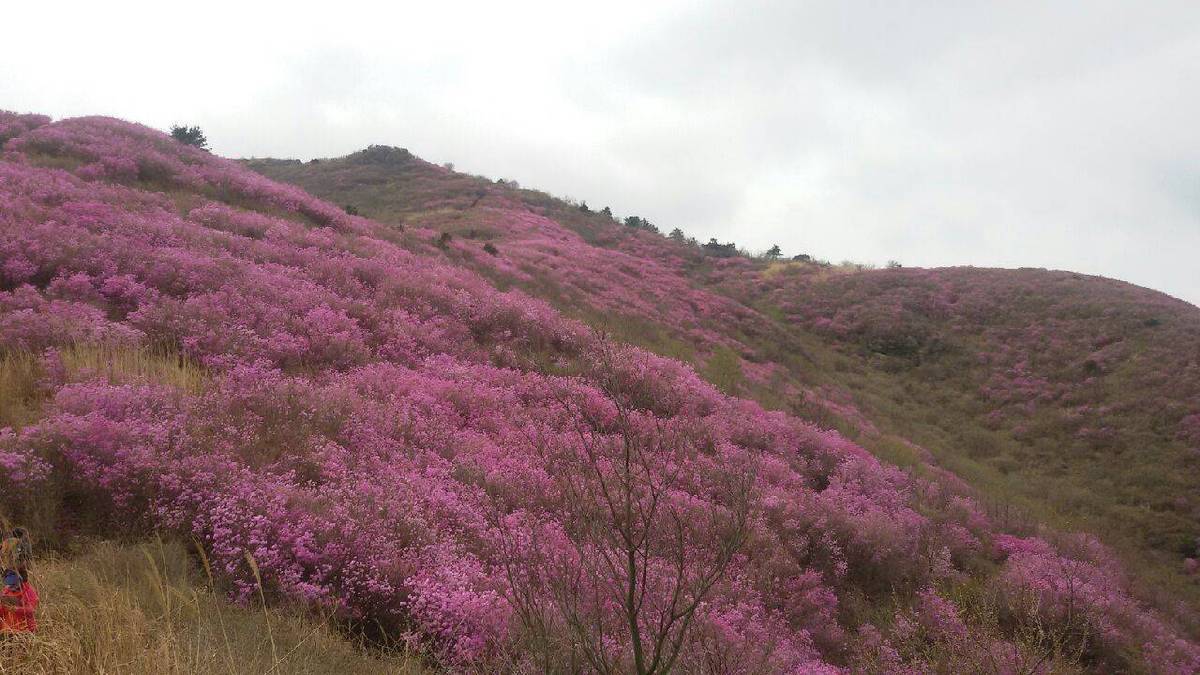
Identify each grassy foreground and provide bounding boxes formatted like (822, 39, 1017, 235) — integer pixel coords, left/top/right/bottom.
(0, 539, 424, 674)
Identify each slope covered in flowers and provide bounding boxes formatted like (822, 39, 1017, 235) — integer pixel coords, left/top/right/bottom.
(247, 151, 789, 381)
(253, 147, 1200, 620)
(0, 113, 1197, 672)
(705, 263, 1200, 584)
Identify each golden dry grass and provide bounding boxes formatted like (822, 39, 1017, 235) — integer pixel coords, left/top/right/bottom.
(0, 539, 426, 674)
(0, 349, 42, 429)
(0, 344, 205, 429)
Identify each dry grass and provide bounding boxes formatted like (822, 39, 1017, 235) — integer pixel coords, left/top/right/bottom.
(54, 343, 205, 393)
(0, 539, 427, 674)
(0, 349, 43, 429)
(0, 344, 205, 429)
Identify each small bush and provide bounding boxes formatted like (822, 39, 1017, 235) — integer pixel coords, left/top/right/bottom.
(623, 216, 659, 234)
(169, 125, 208, 151)
(702, 238, 738, 258)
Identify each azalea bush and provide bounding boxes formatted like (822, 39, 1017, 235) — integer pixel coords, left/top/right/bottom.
(0, 110, 50, 147)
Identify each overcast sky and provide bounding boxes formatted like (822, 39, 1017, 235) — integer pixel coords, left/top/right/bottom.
(4, 1, 1199, 305)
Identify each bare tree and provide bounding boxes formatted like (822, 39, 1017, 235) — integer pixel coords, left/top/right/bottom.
(495, 342, 755, 674)
(941, 556, 1098, 675)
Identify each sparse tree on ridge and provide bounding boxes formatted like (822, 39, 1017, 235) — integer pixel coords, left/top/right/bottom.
(624, 216, 659, 234)
(170, 124, 209, 151)
(765, 244, 783, 260)
(702, 238, 738, 258)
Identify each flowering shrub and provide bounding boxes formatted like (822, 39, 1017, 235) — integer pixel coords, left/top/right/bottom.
(0, 111, 50, 147)
(993, 534, 1200, 673)
(0, 428, 51, 516)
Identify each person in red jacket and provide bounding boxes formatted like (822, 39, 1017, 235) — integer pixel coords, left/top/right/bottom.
(0, 568, 38, 633)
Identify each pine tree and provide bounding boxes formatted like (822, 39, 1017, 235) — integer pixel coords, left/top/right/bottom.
(169, 124, 209, 150)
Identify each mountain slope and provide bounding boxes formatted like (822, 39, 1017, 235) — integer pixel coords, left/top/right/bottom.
(725, 264, 1200, 544)
(248, 147, 1200, 609)
(0, 113, 1197, 672)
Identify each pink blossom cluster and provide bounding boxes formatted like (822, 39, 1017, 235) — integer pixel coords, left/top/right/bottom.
(993, 533, 1200, 673)
(6, 116, 361, 233)
(0, 111, 51, 147)
(0, 155, 583, 372)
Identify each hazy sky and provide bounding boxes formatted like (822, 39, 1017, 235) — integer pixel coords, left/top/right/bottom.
(4, 1, 1199, 305)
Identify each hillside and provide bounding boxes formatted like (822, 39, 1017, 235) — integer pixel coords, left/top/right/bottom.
(0, 112, 1197, 673)
(249, 147, 1200, 608)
